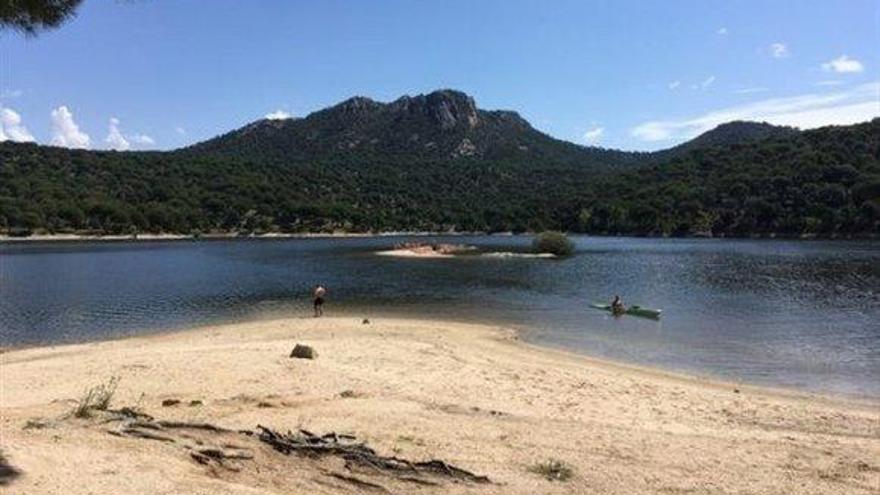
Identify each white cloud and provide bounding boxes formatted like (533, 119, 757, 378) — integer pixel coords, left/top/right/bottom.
(668, 81, 681, 90)
(690, 76, 716, 90)
(131, 134, 155, 145)
(717, 27, 728, 35)
(631, 82, 880, 143)
(822, 55, 864, 74)
(816, 80, 843, 87)
(733, 87, 769, 95)
(769, 43, 789, 58)
(174, 126, 186, 135)
(50, 106, 90, 149)
(105, 117, 130, 151)
(265, 109, 292, 120)
(582, 126, 604, 144)
(104, 117, 155, 150)
(0, 106, 35, 142)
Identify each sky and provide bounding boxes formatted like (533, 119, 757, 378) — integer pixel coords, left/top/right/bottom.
(0, 0, 877, 151)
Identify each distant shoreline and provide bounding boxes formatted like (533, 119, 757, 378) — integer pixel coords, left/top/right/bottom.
(0, 231, 500, 244)
(2, 230, 877, 244)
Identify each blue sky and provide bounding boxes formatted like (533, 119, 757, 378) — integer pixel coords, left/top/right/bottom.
(0, 0, 877, 151)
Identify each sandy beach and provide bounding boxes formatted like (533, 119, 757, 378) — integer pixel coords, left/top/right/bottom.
(1, 317, 878, 494)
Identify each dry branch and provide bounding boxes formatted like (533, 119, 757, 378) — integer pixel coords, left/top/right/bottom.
(105, 412, 490, 487)
(256, 425, 490, 484)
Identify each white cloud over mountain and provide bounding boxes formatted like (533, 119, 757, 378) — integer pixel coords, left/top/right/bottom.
(105, 117, 130, 150)
(631, 82, 880, 143)
(0, 106, 35, 142)
(50, 106, 90, 149)
(582, 126, 604, 144)
(265, 110, 292, 120)
(104, 117, 155, 150)
(131, 134, 155, 145)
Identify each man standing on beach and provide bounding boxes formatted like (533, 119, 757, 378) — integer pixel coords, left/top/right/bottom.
(313, 284, 327, 317)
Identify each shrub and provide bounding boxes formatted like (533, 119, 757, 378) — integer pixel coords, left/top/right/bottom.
(528, 459, 574, 481)
(72, 376, 120, 418)
(532, 231, 574, 255)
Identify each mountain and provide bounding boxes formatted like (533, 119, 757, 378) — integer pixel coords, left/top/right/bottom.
(653, 121, 799, 161)
(1, 90, 877, 237)
(584, 119, 880, 236)
(186, 89, 644, 171)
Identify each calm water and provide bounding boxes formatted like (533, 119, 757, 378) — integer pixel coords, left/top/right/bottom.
(1, 236, 878, 397)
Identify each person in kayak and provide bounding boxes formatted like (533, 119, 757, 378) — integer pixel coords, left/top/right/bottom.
(611, 295, 625, 315)
(313, 284, 327, 317)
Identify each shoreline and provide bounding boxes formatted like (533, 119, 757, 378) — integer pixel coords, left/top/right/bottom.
(2, 231, 878, 244)
(2, 317, 878, 494)
(4, 315, 876, 408)
(0, 231, 495, 244)
(2, 311, 877, 404)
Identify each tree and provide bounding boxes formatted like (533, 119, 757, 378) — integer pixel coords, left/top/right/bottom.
(0, 0, 83, 35)
(533, 231, 574, 255)
(576, 208, 592, 233)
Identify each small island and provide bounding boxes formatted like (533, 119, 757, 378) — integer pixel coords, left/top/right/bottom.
(375, 235, 572, 259)
(376, 241, 479, 258)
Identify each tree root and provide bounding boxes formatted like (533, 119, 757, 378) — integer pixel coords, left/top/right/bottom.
(105, 412, 491, 488)
(256, 425, 490, 484)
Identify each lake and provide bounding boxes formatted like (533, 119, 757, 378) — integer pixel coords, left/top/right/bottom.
(1, 236, 878, 398)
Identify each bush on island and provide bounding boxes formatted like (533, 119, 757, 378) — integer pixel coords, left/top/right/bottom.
(532, 231, 574, 256)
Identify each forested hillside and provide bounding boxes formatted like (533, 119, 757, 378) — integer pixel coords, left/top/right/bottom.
(581, 119, 880, 236)
(1, 90, 877, 238)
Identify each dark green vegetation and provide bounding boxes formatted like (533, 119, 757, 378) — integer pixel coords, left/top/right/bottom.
(589, 120, 880, 237)
(0, 0, 83, 35)
(1, 90, 878, 238)
(533, 231, 575, 255)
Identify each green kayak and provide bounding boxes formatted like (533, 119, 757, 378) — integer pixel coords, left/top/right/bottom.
(591, 302, 662, 319)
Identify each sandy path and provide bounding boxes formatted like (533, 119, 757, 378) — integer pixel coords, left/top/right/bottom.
(1, 317, 878, 494)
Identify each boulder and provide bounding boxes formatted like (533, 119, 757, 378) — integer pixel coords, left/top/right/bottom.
(290, 344, 317, 359)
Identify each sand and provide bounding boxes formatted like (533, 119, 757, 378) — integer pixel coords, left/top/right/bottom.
(375, 249, 455, 258)
(375, 248, 555, 258)
(1, 317, 877, 494)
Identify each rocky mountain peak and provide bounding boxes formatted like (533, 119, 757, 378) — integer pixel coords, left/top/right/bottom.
(390, 90, 480, 130)
(425, 89, 479, 130)
(335, 96, 381, 113)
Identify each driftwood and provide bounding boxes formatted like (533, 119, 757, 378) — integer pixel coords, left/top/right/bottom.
(256, 425, 490, 484)
(155, 420, 231, 432)
(106, 412, 491, 489)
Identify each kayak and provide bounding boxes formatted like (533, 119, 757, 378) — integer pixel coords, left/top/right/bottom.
(591, 302, 662, 320)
